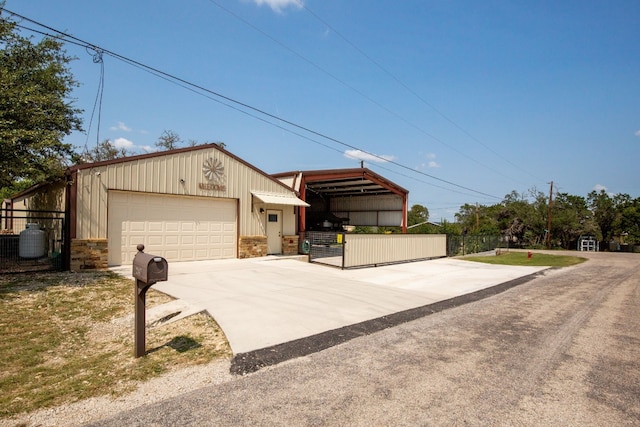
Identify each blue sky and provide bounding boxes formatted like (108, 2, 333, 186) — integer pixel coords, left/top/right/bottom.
(4, 0, 640, 221)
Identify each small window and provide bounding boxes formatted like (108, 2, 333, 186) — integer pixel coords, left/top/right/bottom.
(268, 214, 278, 222)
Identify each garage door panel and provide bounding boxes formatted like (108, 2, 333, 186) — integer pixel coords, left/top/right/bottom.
(196, 223, 210, 232)
(148, 222, 163, 232)
(181, 223, 195, 232)
(130, 222, 146, 232)
(148, 236, 163, 245)
(164, 250, 180, 259)
(180, 235, 195, 245)
(108, 192, 237, 265)
(194, 249, 208, 258)
(165, 236, 179, 245)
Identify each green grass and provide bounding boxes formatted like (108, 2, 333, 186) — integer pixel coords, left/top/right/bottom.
(462, 251, 587, 267)
(0, 271, 231, 419)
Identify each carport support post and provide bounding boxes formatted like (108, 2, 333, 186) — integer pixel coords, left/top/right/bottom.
(135, 280, 153, 358)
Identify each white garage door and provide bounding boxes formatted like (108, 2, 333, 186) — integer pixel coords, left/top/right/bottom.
(108, 191, 237, 266)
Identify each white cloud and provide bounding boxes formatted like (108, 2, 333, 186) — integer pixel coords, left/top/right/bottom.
(110, 121, 132, 132)
(343, 149, 395, 163)
(426, 153, 440, 168)
(635, 129, 640, 137)
(140, 145, 156, 153)
(250, 0, 302, 13)
(415, 153, 440, 169)
(593, 184, 608, 192)
(113, 137, 134, 149)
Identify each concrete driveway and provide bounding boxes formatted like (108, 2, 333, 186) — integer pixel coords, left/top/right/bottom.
(111, 255, 546, 366)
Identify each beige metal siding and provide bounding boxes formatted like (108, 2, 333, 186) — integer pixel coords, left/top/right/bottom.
(331, 194, 403, 227)
(343, 234, 446, 267)
(377, 211, 403, 226)
(12, 182, 66, 212)
(75, 147, 297, 240)
(335, 210, 403, 227)
(331, 194, 402, 211)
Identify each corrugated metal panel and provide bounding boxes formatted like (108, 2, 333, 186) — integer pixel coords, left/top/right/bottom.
(378, 211, 403, 226)
(331, 194, 403, 227)
(275, 175, 295, 189)
(11, 182, 66, 212)
(75, 147, 297, 239)
(334, 210, 402, 227)
(344, 211, 378, 225)
(331, 194, 402, 211)
(343, 234, 446, 267)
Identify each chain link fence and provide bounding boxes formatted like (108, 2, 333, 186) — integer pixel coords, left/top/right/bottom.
(1, 209, 66, 273)
(447, 234, 500, 257)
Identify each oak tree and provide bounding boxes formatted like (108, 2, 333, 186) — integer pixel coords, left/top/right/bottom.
(0, 12, 83, 196)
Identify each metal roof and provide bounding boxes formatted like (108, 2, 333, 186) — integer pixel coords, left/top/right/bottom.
(272, 168, 408, 199)
(251, 191, 310, 207)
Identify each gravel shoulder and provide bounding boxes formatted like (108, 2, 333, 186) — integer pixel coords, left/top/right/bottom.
(1, 359, 234, 427)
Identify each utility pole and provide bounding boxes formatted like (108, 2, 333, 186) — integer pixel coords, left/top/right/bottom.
(475, 202, 479, 231)
(546, 181, 554, 249)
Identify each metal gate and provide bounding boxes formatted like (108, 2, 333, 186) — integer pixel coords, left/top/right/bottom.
(304, 231, 345, 268)
(0, 209, 66, 273)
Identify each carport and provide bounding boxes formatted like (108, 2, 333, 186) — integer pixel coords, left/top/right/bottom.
(272, 167, 409, 234)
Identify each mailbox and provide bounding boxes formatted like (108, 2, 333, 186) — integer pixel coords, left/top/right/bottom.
(132, 244, 168, 357)
(133, 252, 168, 285)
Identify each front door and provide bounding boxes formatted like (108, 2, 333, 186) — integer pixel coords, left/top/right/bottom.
(266, 210, 282, 254)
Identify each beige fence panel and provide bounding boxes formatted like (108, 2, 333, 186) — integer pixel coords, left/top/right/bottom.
(343, 234, 446, 268)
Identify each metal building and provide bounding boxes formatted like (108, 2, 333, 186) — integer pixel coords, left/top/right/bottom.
(7, 144, 308, 269)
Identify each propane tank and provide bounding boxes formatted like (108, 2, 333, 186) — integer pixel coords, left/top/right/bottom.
(19, 223, 46, 258)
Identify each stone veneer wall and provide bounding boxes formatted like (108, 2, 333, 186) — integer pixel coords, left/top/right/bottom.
(238, 235, 267, 259)
(70, 239, 108, 271)
(282, 235, 299, 255)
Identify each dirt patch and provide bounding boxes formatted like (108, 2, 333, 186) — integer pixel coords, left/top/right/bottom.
(0, 270, 231, 420)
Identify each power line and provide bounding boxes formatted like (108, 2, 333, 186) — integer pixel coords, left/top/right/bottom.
(2, 7, 501, 200)
(84, 47, 105, 152)
(367, 161, 497, 200)
(204, 0, 525, 186)
(296, 1, 546, 185)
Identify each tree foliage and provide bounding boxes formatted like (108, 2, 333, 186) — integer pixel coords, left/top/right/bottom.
(407, 204, 431, 233)
(155, 130, 182, 151)
(81, 139, 128, 162)
(0, 14, 82, 192)
(588, 190, 640, 245)
(450, 189, 640, 249)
